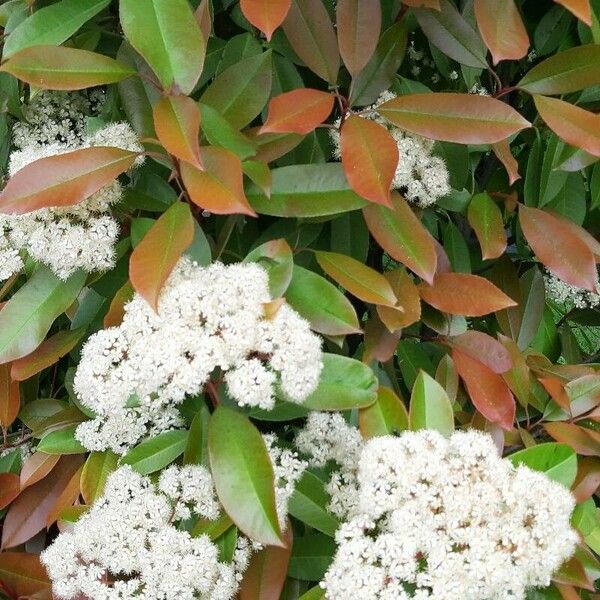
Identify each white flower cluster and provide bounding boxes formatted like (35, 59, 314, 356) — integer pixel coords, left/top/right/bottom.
(330, 91, 451, 207)
(74, 258, 323, 453)
(321, 430, 578, 600)
(41, 465, 240, 600)
(544, 269, 600, 309)
(0, 90, 143, 281)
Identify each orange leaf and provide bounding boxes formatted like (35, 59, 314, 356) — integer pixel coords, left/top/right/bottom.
(453, 349, 516, 430)
(447, 331, 512, 374)
(419, 273, 517, 316)
(363, 313, 402, 362)
(0, 146, 137, 215)
(492, 139, 521, 185)
(240, 0, 291, 41)
(340, 115, 397, 208)
(573, 457, 600, 502)
(554, 0, 592, 24)
(46, 464, 83, 527)
(181, 147, 256, 216)
(20, 453, 61, 490)
(544, 422, 600, 456)
(0, 363, 19, 429)
(363, 194, 437, 283)
(129, 202, 194, 311)
(153, 95, 202, 168)
(467, 192, 507, 260)
(260, 88, 334, 135)
(0, 552, 51, 598)
(104, 281, 135, 328)
(336, 0, 381, 77)
(11, 328, 85, 382)
(551, 208, 600, 261)
(474, 0, 529, 64)
(534, 95, 600, 158)
(377, 268, 421, 332)
(378, 93, 531, 144)
(0, 473, 20, 510)
(519, 205, 597, 291)
(538, 377, 571, 412)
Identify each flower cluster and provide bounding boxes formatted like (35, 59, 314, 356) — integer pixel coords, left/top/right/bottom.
(330, 91, 451, 207)
(321, 430, 578, 600)
(544, 269, 600, 309)
(74, 258, 323, 453)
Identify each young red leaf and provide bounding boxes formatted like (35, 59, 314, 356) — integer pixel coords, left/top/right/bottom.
(0, 363, 19, 429)
(446, 331, 512, 374)
(153, 95, 202, 168)
(0, 146, 138, 215)
(453, 349, 516, 430)
(46, 464, 84, 528)
(534, 95, 600, 157)
(544, 422, 600, 456)
(519, 205, 597, 291)
(377, 268, 422, 332)
(0, 473, 20, 510)
(104, 281, 135, 328)
(340, 115, 397, 208)
(363, 194, 437, 283)
(552, 210, 600, 260)
(336, 0, 381, 77)
(260, 89, 334, 135)
(573, 457, 600, 502)
(363, 314, 402, 363)
(181, 147, 257, 216)
(474, 0, 529, 64)
(492, 140, 521, 185)
(0, 46, 135, 90)
(419, 273, 518, 316)
(240, 0, 291, 41)
(554, 0, 592, 24)
(20, 453, 60, 490)
(378, 93, 531, 144)
(129, 202, 194, 311)
(0, 552, 51, 598)
(467, 192, 507, 260)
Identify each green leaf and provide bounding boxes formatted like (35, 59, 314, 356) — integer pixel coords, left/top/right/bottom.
(120, 0, 204, 94)
(288, 533, 336, 580)
(121, 430, 188, 475)
(37, 425, 86, 455)
(80, 451, 119, 504)
(3, 0, 110, 58)
(0, 267, 85, 364)
(302, 354, 378, 410)
(409, 370, 454, 437)
(208, 406, 283, 546)
(199, 103, 257, 160)
(508, 443, 577, 488)
(244, 239, 294, 298)
(467, 192, 506, 261)
(183, 404, 210, 467)
(359, 385, 409, 438)
(299, 587, 326, 600)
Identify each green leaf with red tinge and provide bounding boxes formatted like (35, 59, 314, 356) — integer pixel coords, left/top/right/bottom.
(0, 46, 135, 90)
(340, 115, 397, 208)
(0, 552, 51, 598)
(242, 161, 271, 198)
(80, 451, 119, 505)
(378, 93, 531, 144)
(240, 0, 291, 41)
(0, 363, 19, 429)
(545, 422, 600, 457)
(447, 331, 512, 374)
(20, 453, 60, 490)
(359, 385, 408, 438)
(409, 370, 454, 436)
(261, 88, 334, 135)
(467, 192, 507, 260)
(492, 140, 521, 185)
(0, 146, 137, 214)
(129, 202, 194, 311)
(376, 268, 422, 332)
(0, 473, 20, 510)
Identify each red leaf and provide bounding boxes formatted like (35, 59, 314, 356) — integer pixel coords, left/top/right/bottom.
(181, 147, 257, 216)
(376, 269, 422, 332)
(0, 473, 20, 510)
(363, 313, 402, 363)
(419, 273, 517, 316)
(340, 115, 398, 208)
(551, 209, 600, 261)
(46, 464, 83, 527)
(538, 377, 571, 412)
(260, 88, 334, 135)
(336, 0, 381, 77)
(104, 281, 135, 328)
(20, 453, 61, 490)
(129, 202, 195, 311)
(573, 457, 600, 502)
(453, 349, 515, 430)
(0, 147, 137, 215)
(0, 553, 51, 599)
(492, 139, 521, 185)
(554, 0, 592, 24)
(519, 205, 597, 291)
(240, 0, 291, 41)
(545, 422, 600, 456)
(153, 95, 202, 168)
(447, 331, 512, 374)
(0, 363, 19, 429)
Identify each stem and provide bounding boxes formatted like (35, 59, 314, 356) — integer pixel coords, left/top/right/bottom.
(205, 380, 220, 408)
(494, 86, 518, 99)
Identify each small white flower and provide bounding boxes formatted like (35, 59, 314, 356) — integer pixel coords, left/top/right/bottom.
(544, 269, 600, 309)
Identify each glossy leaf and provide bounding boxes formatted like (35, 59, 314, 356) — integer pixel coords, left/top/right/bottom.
(0, 363, 19, 429)
(242, 160, 271, 198)
(376, 268, 422, 332)
(244, 239, 293, 298)
(409, 370, 454, 436)
(468, 192, 507, 260)
(447, 331, 512, 374)
(509, 443, 577, 487)
(122, 430, 188, 475)
(492, 140, 521, 185)
(200, 103, 258, 160)
(0, 473, 20, 510)
(359, 385, 409, 438)
(544, 422, 600, 457)
(240, 0, 291, 41)
(37, 425, 86, 455)
(554, 0, 592, 24)
(20, 452, 60, 490)
(80, 451, 119, 504)
(0, 553, 51, 598)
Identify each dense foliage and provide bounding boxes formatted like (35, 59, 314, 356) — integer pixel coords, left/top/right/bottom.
(0, 0, 599, 598)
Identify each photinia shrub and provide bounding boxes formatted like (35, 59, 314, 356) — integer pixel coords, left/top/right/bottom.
(0, 0, 599, 598)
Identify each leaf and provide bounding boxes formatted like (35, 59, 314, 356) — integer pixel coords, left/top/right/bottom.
(359, 385, 409, 438)
(363, 195, 437, 283)
(376, 268, 422, 332)
(0, 146, 137, 214)
(0, 473, 20, 510)
(260, 88, 334, 135)
(247, 164, 367, 217)
(413, 0, 487, 68)
(103, 281, 134, 328)
(285, 265, 361, 336)
(554, 0, 592, 24)
(302, 354, 378, 411)
(419, 273, 517, 317)
(208, 406, 283, 547)
(336, 0, 381, 77)
(46, 463, 83, 527)
(200, 51, 272, 129)
(243, 161, 271, 198)
(1, 455, 82, 549)
(120, 0, 204, 94)
(121, 430, 188, 475)
(534, 95, 600, 158)
(200, 103, 257, 160)
(467, 192, 507, 260)
(409, 370, 454, 436)
(0, 364, 19, 429)
(545, 423, 600, 457)
(452, 349, 516, 430)
(447, 331, 512, 374)
(37, 425, 86, 455)
(181, 147, 256, 216)
(288, 533, 336, 580)
(509, 443, 577, 487)
(474, 0, 529, 64)
(153, 95, 202, 168)
(240, 0, 291, 41)
(378, 93, 531, 144)
(129, 202, 194, 311)
(184, 404, 210, 467)
(340, 115, 397, 207)
(565, 374, 600, 417)
(315, 250, 397, 307)
(492, 140, 521, 185)
(519, 205, 597, 291)
(80, 451, 119, 504)
(0, 553, 51, 598)
(0, 267, 85, 364)
(11, 327, 85, 382)
(0, 46, 135, 90)
(244, 239, 294, 298)
(20, 452, 60, 490)
(282, 0, 340, 84)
